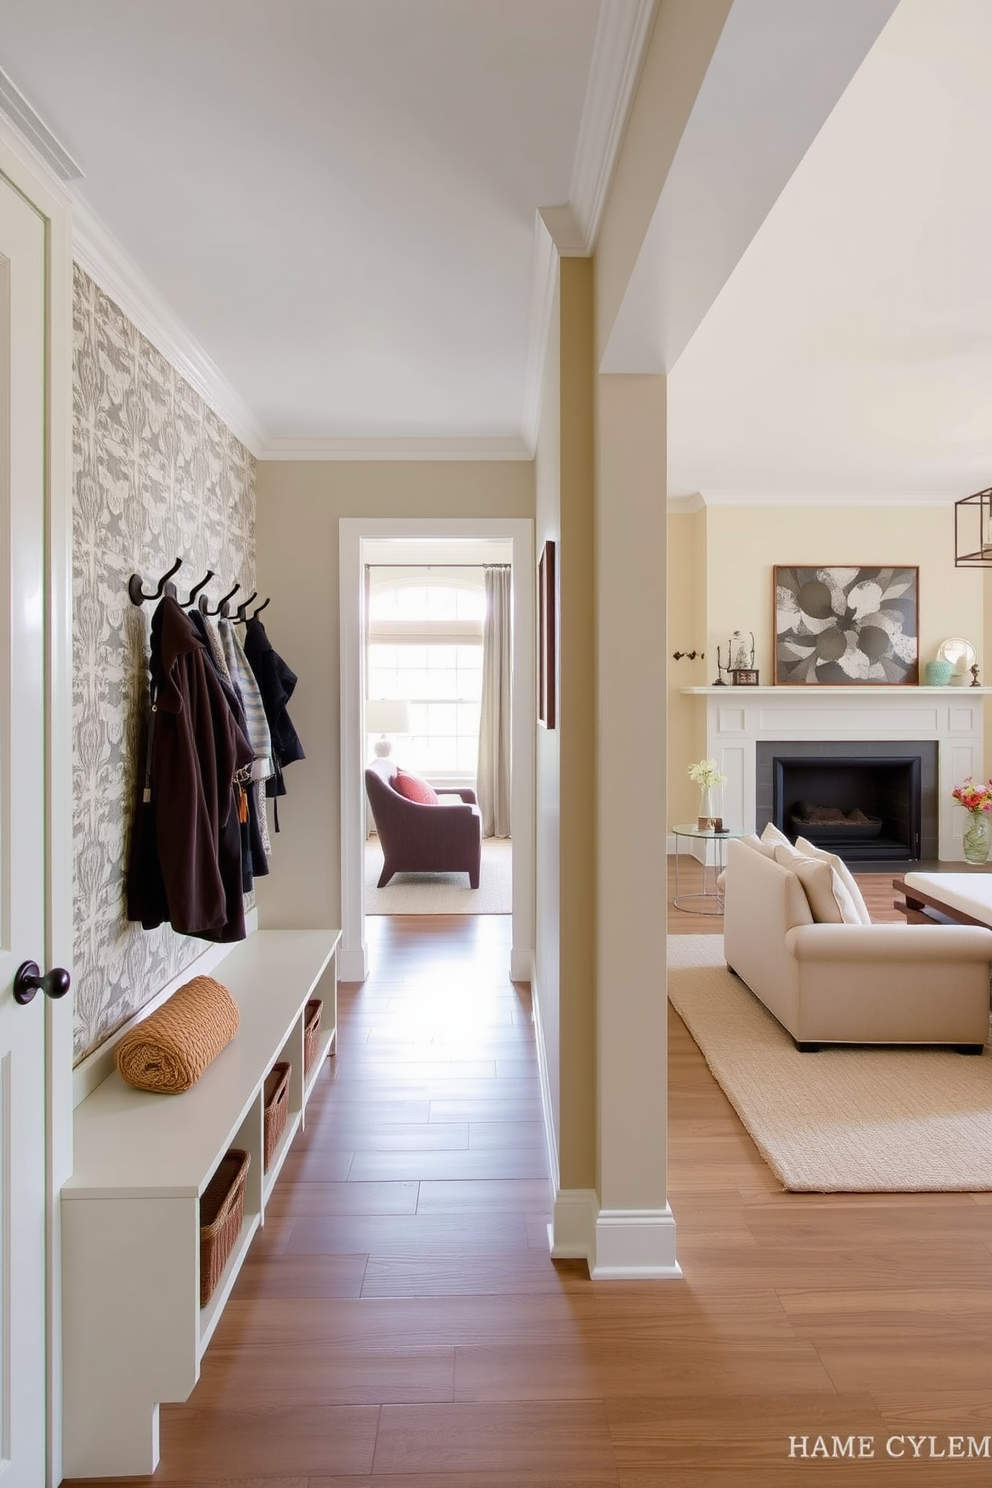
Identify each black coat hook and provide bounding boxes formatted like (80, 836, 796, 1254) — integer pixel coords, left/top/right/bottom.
(672, 650, 703, 661)
(251, 597, 271, 620)
(235, 591, 257, 623)
(181, 569, 215, 607)
(128, 558, 183, 606)
(199, 582, 240, 617)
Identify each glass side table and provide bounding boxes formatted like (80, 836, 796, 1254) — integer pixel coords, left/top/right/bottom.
(672, 823, 745, 916)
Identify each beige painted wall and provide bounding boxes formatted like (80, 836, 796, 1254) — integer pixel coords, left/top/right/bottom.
(705, 504, 982, 680)
(667, 509, 708, 824)
(535, 280, 562, 1141)
(253, 462, 534, 930)
(533, 259, 597, 1196)
(667, 501, 987, 827)
(557, 259, 596, 1192)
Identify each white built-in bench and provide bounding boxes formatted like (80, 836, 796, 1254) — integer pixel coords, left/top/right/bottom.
(61, 928, 340, 1480)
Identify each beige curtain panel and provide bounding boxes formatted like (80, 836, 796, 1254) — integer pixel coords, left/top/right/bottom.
(477, 564, 512, 838)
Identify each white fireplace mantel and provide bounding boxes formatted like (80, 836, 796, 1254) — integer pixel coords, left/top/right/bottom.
(680, 686, 992, 861)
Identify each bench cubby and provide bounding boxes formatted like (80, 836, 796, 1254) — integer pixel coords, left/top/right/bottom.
(61, 928, 340, 1479)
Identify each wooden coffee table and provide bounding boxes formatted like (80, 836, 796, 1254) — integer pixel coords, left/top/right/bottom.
(893, 872, 992, 928)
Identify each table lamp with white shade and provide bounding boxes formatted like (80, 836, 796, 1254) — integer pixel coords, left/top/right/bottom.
(365, 698, 411, 758)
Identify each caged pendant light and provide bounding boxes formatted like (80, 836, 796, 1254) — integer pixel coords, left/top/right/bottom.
(954, 487, 992, 566)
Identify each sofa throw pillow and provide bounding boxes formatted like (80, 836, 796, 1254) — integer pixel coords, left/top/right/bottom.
(394, 767, 440, 806)
(760, 821, 792, 850)
(793, 836, 871, 924)
(716, 832, 775, 891)
(772, 843, 845, 924)
(740, 832, 778, 858)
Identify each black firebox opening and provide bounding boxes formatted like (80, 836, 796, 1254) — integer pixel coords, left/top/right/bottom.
(755, 741, 938, 864)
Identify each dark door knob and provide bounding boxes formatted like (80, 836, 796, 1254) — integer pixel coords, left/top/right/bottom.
(13, 961, 71, 1006)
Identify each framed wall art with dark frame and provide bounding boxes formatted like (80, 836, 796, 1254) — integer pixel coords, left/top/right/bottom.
(773, 566, 919, 685)
(538, 539, 557, 728)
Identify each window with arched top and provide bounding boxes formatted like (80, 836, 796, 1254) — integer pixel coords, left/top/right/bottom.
(366, 571, 484, 779)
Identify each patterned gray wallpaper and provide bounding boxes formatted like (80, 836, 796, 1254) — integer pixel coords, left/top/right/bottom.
(72, 265, 256, 1064)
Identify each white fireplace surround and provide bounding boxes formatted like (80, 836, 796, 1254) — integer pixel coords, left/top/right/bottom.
(680, 687, 992, 862)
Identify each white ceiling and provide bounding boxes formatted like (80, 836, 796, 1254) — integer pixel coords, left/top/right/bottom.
(0, 0, 987, 500)
(668, 0, 992, 505)
(0, 0, 650, 455)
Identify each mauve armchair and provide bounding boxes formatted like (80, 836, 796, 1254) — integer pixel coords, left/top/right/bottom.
(365, 758, 482, 888)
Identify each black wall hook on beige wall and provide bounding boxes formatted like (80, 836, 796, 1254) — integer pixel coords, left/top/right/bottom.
(180, 569, 215, 607)
(128, 557, 183, 606)
(200, 582, 240, 617)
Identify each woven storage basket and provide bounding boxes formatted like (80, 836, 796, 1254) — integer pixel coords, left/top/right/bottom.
(263, 1061, 291, 1170)
(199, 1148, 250, 1307)
(303, 999, 322, 1074)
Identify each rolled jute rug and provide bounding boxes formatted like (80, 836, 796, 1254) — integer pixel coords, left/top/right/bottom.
(667, 935, 992, 1192)
(115, 975, 240, 1093)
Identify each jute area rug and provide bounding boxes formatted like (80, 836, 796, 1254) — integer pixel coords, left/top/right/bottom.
(365, 837, 512, 915)
(667, 934, 992, 1192)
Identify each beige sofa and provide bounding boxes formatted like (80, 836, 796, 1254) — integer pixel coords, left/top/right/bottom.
(723, 836, 992, 1053)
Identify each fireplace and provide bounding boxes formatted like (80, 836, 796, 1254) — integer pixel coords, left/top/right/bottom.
(755, 741, 938, 862)
(688, 684, 986, 862)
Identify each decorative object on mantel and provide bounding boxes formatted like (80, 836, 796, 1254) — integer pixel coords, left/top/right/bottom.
(972, 663, 981, 687)
(953, 486, 992, 566)
(924, 658, 954, 686)
(729, 630, 755, 673)
(688, 757, 727, 832)
(773, 566, 918, 685)
(951, 777, 992, 864)
(728, 631, 758, 684)
(936, 636, 977, 686)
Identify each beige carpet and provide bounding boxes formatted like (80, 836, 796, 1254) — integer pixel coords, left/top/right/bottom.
(667, 935, 992, 1192)
(365, 837, 512, 914)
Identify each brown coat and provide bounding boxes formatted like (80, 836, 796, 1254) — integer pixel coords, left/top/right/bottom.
(127, 596, 253, 940)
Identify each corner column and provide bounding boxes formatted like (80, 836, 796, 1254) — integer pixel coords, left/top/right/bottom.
(594, 372, 679, 1277)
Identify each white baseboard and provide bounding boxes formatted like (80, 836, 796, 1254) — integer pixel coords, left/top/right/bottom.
(510, 945, 534, 983)
(591, 1206, 682, 1279)
(338, 944, 369, 982)
(529, 959, 561, 1195)
(546, 1194, 682, 1278)
(550, 1189, 599, 1260)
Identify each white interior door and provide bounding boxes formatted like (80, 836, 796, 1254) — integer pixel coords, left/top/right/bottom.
(0, 168, 50, 1486)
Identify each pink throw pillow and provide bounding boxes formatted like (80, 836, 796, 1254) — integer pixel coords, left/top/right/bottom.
(393, 768, 439, 806)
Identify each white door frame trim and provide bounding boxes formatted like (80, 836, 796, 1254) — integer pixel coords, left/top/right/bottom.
(339, 517, 535, 982)
(0, 120, 73, 1488)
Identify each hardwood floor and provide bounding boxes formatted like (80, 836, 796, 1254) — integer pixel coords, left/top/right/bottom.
(66, 893, 992, 1486)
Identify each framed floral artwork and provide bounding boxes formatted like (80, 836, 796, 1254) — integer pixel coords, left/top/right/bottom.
(773, 566, 919, 685)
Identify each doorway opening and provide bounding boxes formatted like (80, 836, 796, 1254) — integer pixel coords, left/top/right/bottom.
(338, 517, 535, 985)
(363, 543, 513, 917)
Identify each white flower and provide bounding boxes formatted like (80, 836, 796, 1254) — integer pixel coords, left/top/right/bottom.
(687, 758, 727, 788)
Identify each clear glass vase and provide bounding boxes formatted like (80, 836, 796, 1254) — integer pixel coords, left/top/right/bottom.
(963, 810, 991, 864)
(697, 785, 717, 832)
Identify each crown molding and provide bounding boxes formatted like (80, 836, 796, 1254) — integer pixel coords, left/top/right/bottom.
(258, 435, 531, 462)
(667, 493, 705, 514)
(71, 194, 265, 456)
(689, 488, 954, 508)
(519, 212, 562, 456)
(0, 65, 83, 183)
(569, 0, 658, 252)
